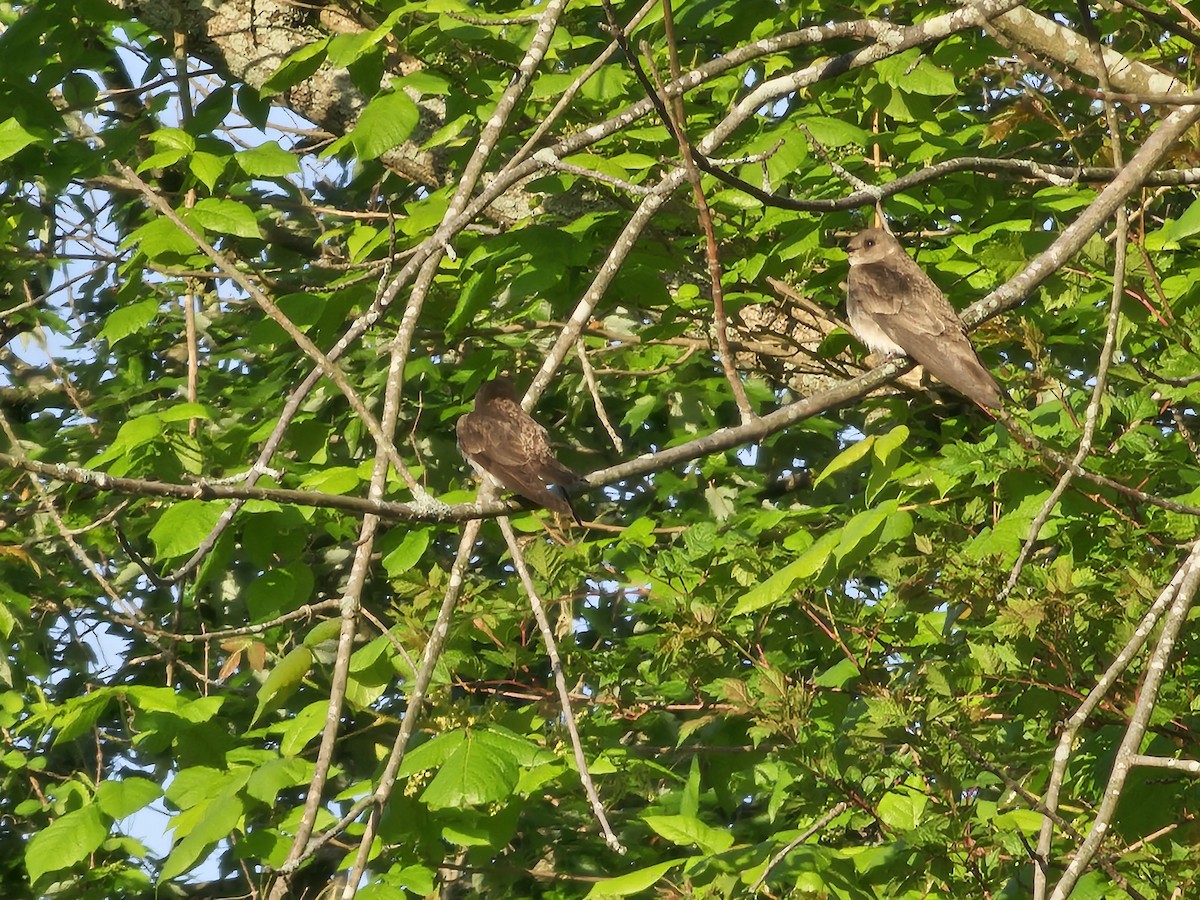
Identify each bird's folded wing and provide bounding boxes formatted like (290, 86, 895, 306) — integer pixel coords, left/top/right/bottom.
(457, 415, 534, 467)
(874, 307, 1003, 408)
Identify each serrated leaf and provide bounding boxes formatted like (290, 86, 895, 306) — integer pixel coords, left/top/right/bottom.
(99, 299, 158, 345)
(419, 729, 521, 808)
(621, 394, 658, 431)
(733, 532, 839, 615)
(398, 730, 466, 777)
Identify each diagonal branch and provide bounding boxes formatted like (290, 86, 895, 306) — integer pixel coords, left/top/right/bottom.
(497, 517, 624, 853)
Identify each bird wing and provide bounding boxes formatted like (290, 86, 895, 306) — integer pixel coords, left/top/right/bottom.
(457, 408, 582, 519)
(859, 260, 1004, 409)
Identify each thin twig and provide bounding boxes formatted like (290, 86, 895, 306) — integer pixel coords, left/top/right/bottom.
(599, 0, 751, 423)
(498, 517, 625, 853)
(953, 733, 1144, 899)
(1127, 754, 1200, 775)
(273, 519, 483, 889)
(1002, 2, 1132, 604)
(1049, 543, 1200, 899)
(512, 0, 658, 166)
(765, 276, 852, 334)
(1030, 546, 1192, 898)
(751, 802, 849, 893)
(112, 161, 427, 506)
(577, 338, 624, 454)
(1037, 8, 1144, 892)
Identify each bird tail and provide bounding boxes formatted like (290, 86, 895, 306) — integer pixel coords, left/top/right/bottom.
(547, 483, 585, 526)
(922, 347, 1005, 410)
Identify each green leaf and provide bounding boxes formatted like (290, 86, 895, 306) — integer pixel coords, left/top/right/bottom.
(160, 788, 245, 881)
(867, 425, 909, 503)
(800, 116, 869, 148)
(585, 859, 689, 898)
(158, 403, 212, 423)
(349, 90, 420, 161)
(419, 729, 523, 809)
(642, 814, 734, 854)
(0, 117, 39, 161)
(299, 466, 361, 495)
(836, 504, 893, 563)
(25, 804, 108, 885)
(877, 50, 957, 95)
(261, 40, 330, 95)
(876, 780, 928, 831)
(245, 757, 310, 807)
(95, 777, 163, 819)
(148, 500, 231, 559)
(733, 532, 839, 615)
(99, 299, 159, 345)
(54, 691, 115, 745)
(382, 529, 430, 577)
(236, 143, 301, 177)
(188, 198, 261, 239)
(251, 646, 313, 726)
(872, 425, 909, 468)
(149, 127, 196, 153)
(398, 730, 466, 777)
(87, 415, 165, 468)
(1160, 196, 1200, 243)
(189, 151, 227, 190)
(812, 658, 860, 688)
(813, 435, 875, 488)
(280, 701, 329, 757)
(127, 216, 196, 258)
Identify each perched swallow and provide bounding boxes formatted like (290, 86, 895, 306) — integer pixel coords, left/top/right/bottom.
(846, 227, 1004, 410)
(456, 377, 585, 525)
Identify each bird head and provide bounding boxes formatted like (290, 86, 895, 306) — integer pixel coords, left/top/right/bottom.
(474, 376, 517, 404)
(846, 228, 900, 267)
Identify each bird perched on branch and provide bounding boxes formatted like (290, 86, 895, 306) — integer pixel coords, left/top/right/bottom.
(456, 376, 585, 525)
(846, 227, 1004, 410)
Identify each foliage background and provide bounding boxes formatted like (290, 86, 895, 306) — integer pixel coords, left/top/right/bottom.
(1, 0, 1200, 897)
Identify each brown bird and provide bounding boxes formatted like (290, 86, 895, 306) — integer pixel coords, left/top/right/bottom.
(846, 227, 1004, 410)
(456, 377, 584, 525)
